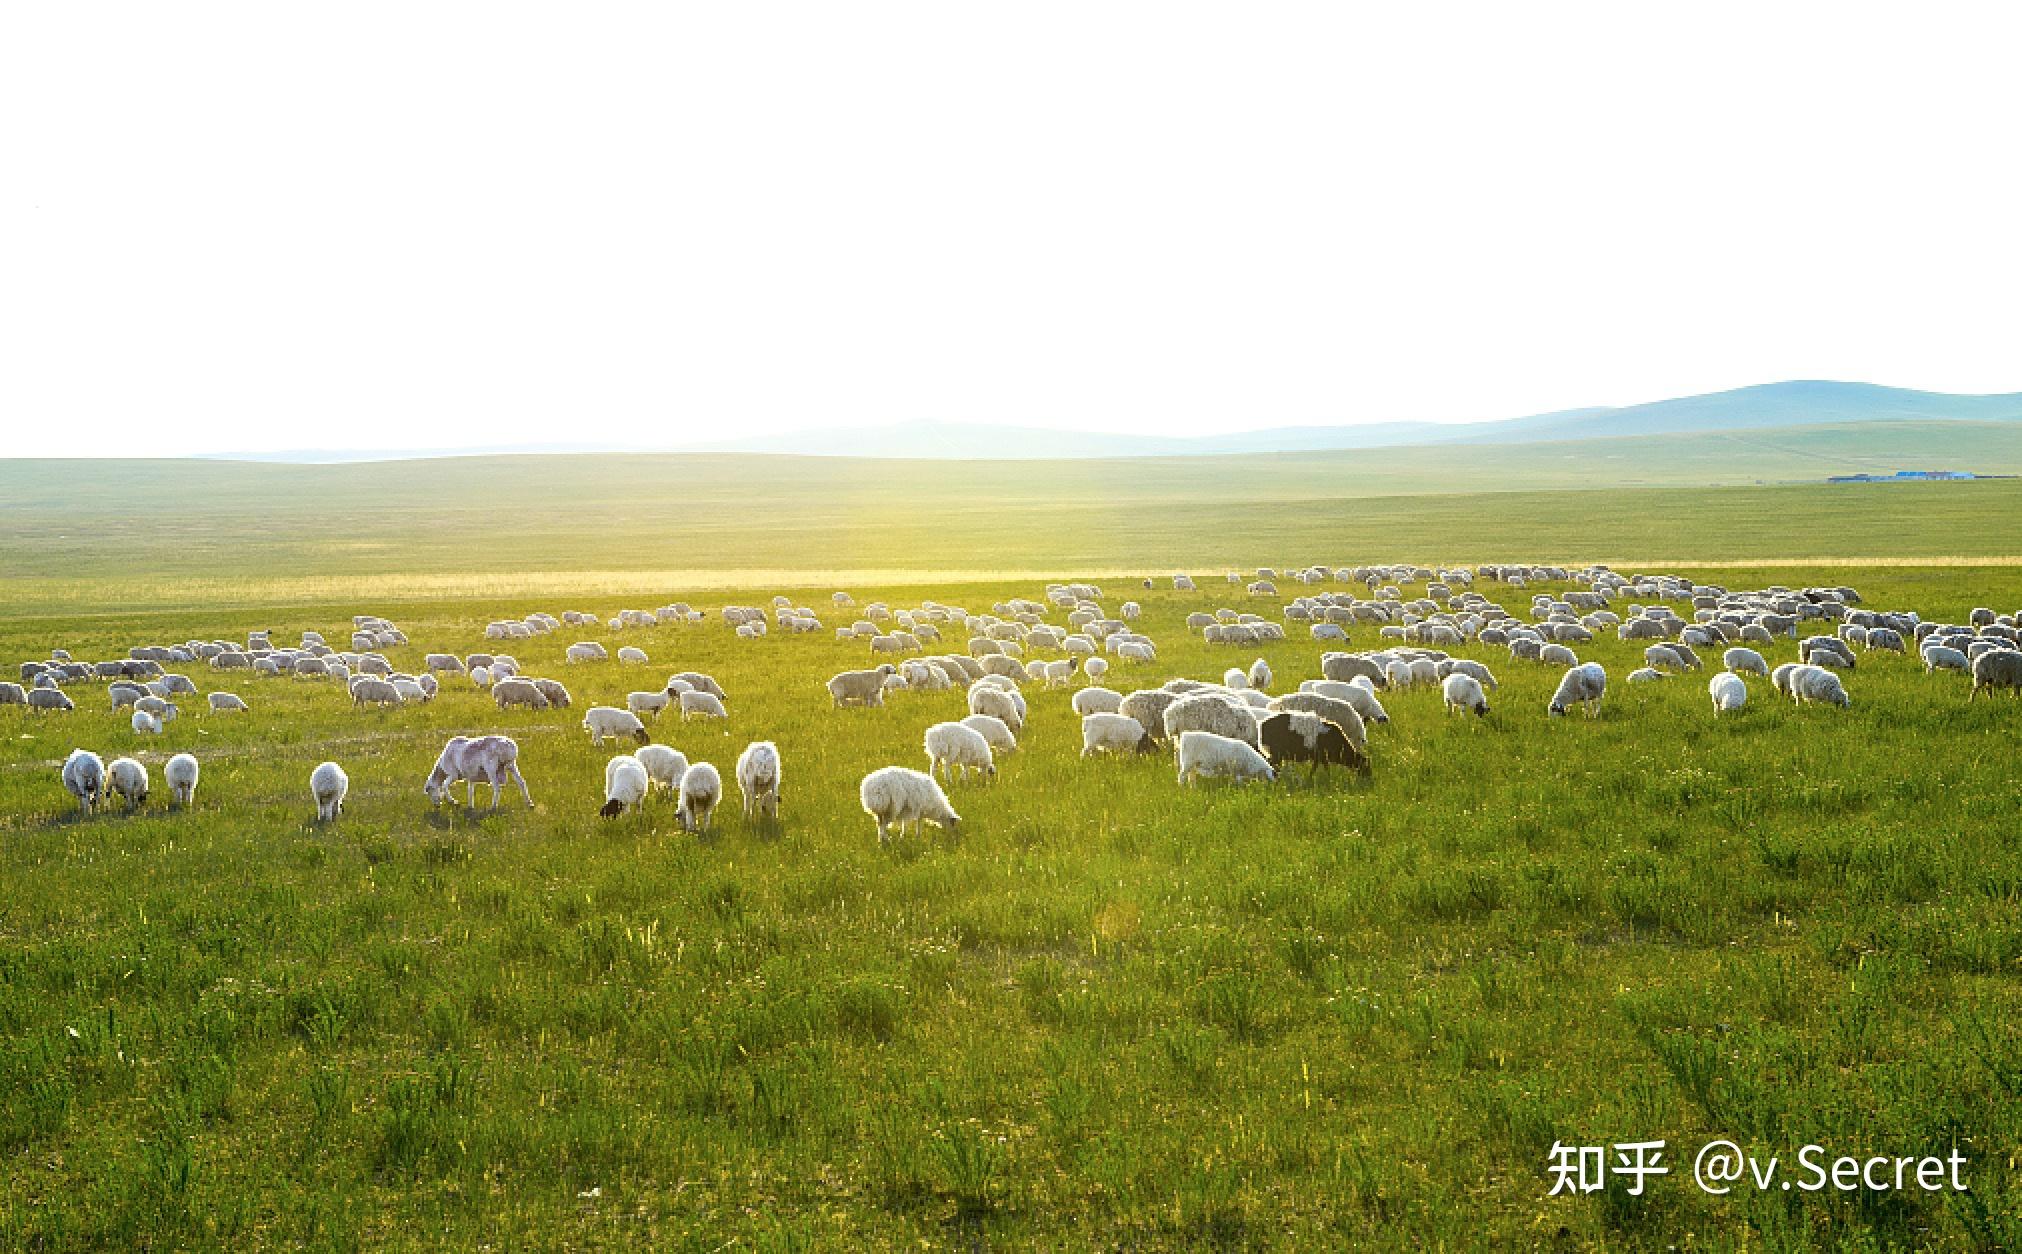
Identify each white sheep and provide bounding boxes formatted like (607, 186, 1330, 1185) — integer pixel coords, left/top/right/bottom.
(1922, 644, 1970, 675)
(108, 756, 149, 811)
(1626, 667, 1666, 683)
(679, 691, 728, 720)
(967, 685, 1023, 734)
(62, 749, 105, 814)
(582, 706, 649, 746)
(923, 721, 995, 785)
(1441, 673, 1489, 717)
(627, 690, 672, 719)
(1071, 686, 1123, 717)
(677, 762, 723, 834)
(1790, 664, 1852, 709)
(601, 754, 650, 818)
(311, 761, 348, 821)
(736, 741, 782, 820)
(1547, 663, 1607, 718)
(617, 646, 649, 665)
(1722, 647, 1769, 677)
(1080, 712, 1154, 757)
(565, 642, 608, 664)
(1162, 692, 1261, 748)
(960, 713, 1019, 755)
(859, 765, 962, 844)
(1082, 657, 1109, 684)
(492, 677, 551, 711)
(165, 753, 199, 807)
(423, 735, 534, 809)
(827, 665, 897, 708)
(1538, 643, 1580, 668)
(131, 709, 162, 735)
(1247, 658, 1272, 690)
(635, 744, 689, 793)
(1708, 670, 1748, 714)
(1176, 730, 1276, 785)
(1222, 667, 1250, 690)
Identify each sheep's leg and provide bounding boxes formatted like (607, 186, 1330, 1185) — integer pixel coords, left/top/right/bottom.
(488, 771, 503, 810)
(509, 765, 533, 808)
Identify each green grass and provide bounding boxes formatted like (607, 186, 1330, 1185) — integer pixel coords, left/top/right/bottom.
(3, 558, 2022, 1248)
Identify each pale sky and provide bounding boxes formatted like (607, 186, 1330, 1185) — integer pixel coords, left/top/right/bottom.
(4, 3, 2019, 457)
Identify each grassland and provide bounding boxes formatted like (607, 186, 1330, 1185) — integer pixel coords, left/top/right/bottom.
(4, 454, 2022, 1247)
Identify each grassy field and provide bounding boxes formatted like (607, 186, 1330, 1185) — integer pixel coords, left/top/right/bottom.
(3, 549, 2022, 1248)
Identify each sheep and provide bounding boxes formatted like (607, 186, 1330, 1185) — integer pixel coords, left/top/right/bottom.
(424, 653, 466, 675)
(736, 741, 782, 819)
(531, 678, 572, 708)
(967, 685, 1024, 735)
(61, 749, 106, 814)
(1320, 653, 1387, 688)
(1790, 664, 1852, 709)
(1547, 663, 1608, 718)
(1082, 657, 1109, 684)
(109, 683, 146, 710)
(1256, 711, 1365, 775)
(1162, 691, 1262, 749)
(1300, 679, 1388, 727)
(1221, 667, 1250, 690)
(1722, 647, 1769, 677)
(165, 753, 200, 807)
(392, 678, 429, 704)
(1115, 641, 1157, 664)
(349, 677, 402, 708)
(1626, 667, 1666, 683)
(1272, 692, 1368, 749)
(859, 766, 962, 844)
(0, 681, 24, 706)
(1176, 730, 1276, 786)
(565, 642, 608, 664)
(582, 706, 650, 746)
(1968, 650, 2022, 701)
(424, 735, 534, 809)
(635, 744, 689, 794)
(1441, 673, 1489, 717)
(108, 756, 149, 811)
(1538, 643, 1580, 668)
(617, 646, 650, 665)
(679, 691, 728, 720)
(677, 762, 724, 834)
(1080, 712, 1156, 757)
(925, 721, 997, 783)
(1922, 644, 1971, 675)
(1708, 671, 1748, 714)
(828, 665, 898, 708)
(1071, 686, 1123, 717)
(627, 689, 672, 719)
(207, 691, 248, 713)
(131, 709, 162, 735)
(469, 666, 493, 689)
(1437, 658, 1498, 690)
(27, 689, 75, 713)
(311, 761, 348, 821)
(492, 677, 552, 711)
(960, 713, 1019, 756)
(601, 755, 650, 818)
(1040, 659, 1077, 689)
(1644, 645, 1689, 672)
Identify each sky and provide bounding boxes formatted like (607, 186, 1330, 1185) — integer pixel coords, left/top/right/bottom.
(4, 3, 2020, 457)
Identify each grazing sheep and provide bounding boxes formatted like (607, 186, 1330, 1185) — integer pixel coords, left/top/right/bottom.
(635, 744, 689, 793)
(960, 713, 1019, 755)
(492, 677, 551, 711)
(677, 762, 723, 834)
(967, 685, 1024, 735)
(1247, 658, 1272, 691)
(165, 753, 199, 807)
(565, 642, 609, 664)
(531, 678, 572, 708)
(582, 706, 650, 746)
(1722, 647, 1769, 677)
(828, 665, 898, 708)
(469, 666, 493, 689)
(349, 677, 402, 708)
(1969, 650, 2022, 701)
(627, 689, 672, 719)
(1300, 679, 1387, 726)
(1441, 673, 1489, 717)
(1080, 712, 1155, 757)
(1438, 659, 1499, 690)
(736, 741, 782, 819)
(131, 709, 161, 735)
(1256, 711, 1366, 774)
(1071, 686, 1123, 717)
(1162, 692, 1262, 749)
(1708, 671, 1748, 714)
(617, 646, 649, 665)
(425, 653, 466, 675)
(679, 691, 728, 720)
(1176, 730, 1276, 786)
(1221, 667, 1250, 691)
(1320, 653, 1387, 688)
(1117, 689, 1180, 744)
(207, 691, 248, 713)
(311, 761, 348, 822)
(1273, 692, 1368, 748)
(27, 689, 75, 713)
(1922, 644, 1970, 675)
(0, 681, 25, 706)
(1644, 645, 1689, 672)
(859, 766, 962, 844)
(108, 757, 149, 811)
(1115, 641, 1157, 664)
(1538, 643, 1580, 668)
(424, 735, 534, 809)
(1626, 667, 1666, 683)
(61, 749, 106, 814)
(1789, 663, 1852, 708)
(1547, 663, 1608, 718)
(600, 755, 650, 818)
(1082, 657, 1109, 684)
(925, 721, 997, 783)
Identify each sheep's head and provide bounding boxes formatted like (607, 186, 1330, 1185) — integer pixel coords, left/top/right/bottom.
(632, 728, 650, 745)
(599, 798, 625, 819)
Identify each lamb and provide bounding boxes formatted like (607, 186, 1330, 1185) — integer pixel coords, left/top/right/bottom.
(1968, 650, 2022, 701)
(310, 761, 348, 821)
(960, 713, 1019, 755)
(131, 709, 162, 735)
(677, 762, 723, 834)
(1722, 647, 1769, 677)
(1071, 686, 1123, 717)
(925, 721, 997, 783)
(582, 706, 650, 746)
(492, 677, 551, 711)
(1176, 730, 1276, 786)
(1162, 692, 1262, 749)
(62, 749, 106, 814)
(165, 753, 200, 807)
(1547, 663, 1608, 718)
(627, 689, 672, 719)
(1080, 712, 1156, 757)
(108, 756, 149, 811)
(207, 691, 248, 713)
(967, 685, 1024, 734)
(635, 744, 689, 793)
(27, 689, 75, 713)
(1441, 673, 1489, 717)
(828, 665, 898, 708)
(600, 754, 650, 818)
(859, 766, 962, 844)
(679, 691, 728, 720)
(1789, 663, 1852, 708)
(424, 735, 535, 808)
(1708, 671, 1748, 714)
(736, 741, 782, 819)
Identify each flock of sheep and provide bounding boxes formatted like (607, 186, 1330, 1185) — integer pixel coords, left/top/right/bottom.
(20, 564, 2022, 844)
